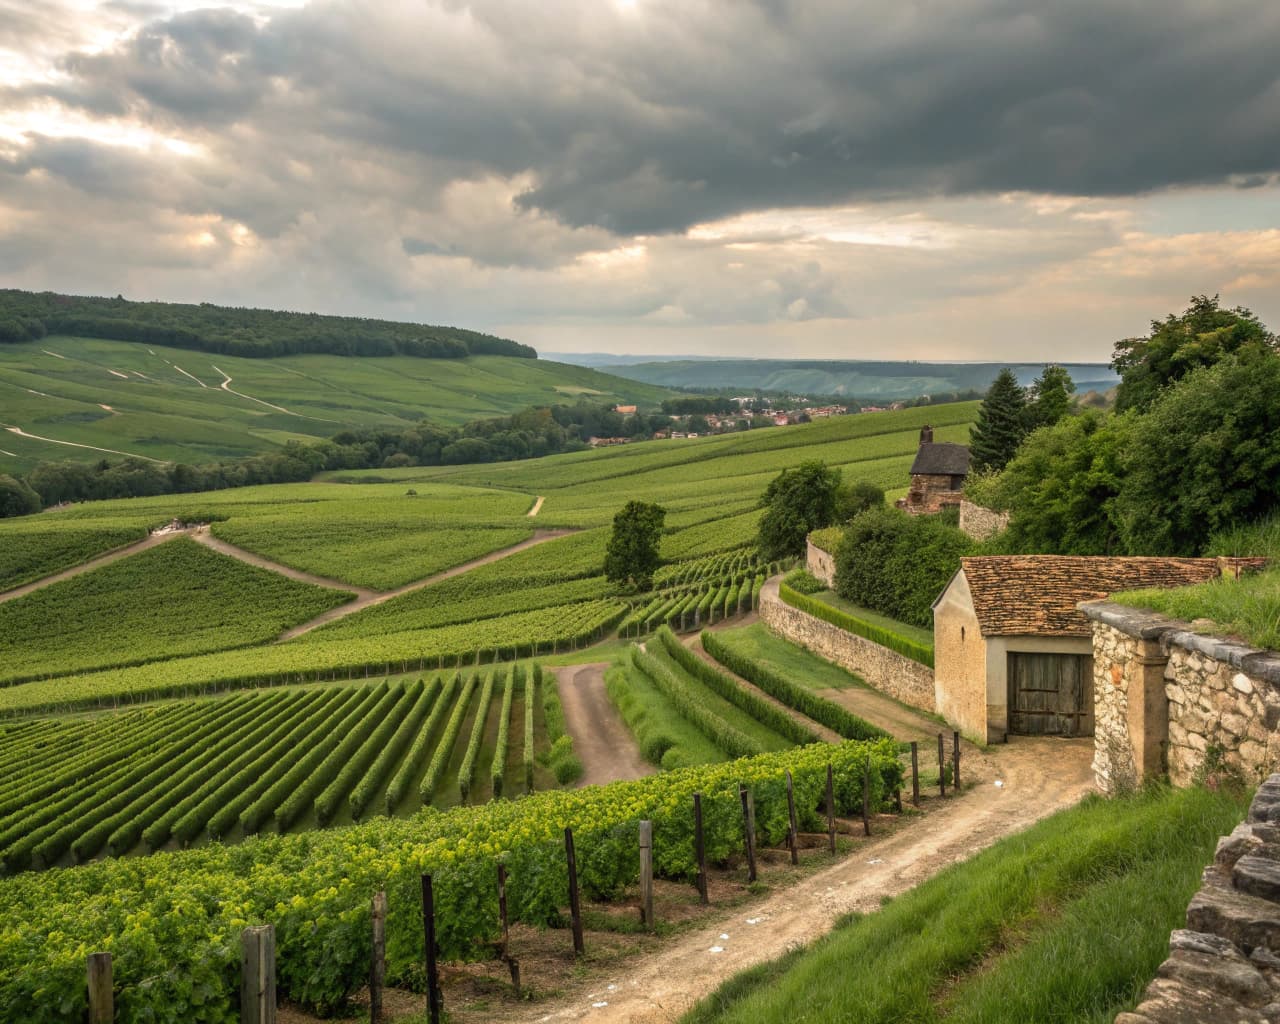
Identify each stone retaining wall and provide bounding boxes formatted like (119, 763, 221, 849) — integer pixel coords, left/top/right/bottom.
(957, 500, 1010, 542)
(1118, 775, 1280, 1023)
(761, 581, 936, 713)
(806, 538, 837, 588)
(1085, 602, 1280, 794)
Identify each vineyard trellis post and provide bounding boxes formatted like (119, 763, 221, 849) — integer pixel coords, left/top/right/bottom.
(861, 761, 872, 837)
(785, 770, 799, 866)
(739, 785, 757, 883)
(87, 951, 112, 1024)
(565, 827, 585, 955)
(240, 924, 275, 1024)
(639, 820, 654, 929)
(825, 764, 837, 855)
(370, 890, 386, 1024)
(938, 733, 946, 797)
(421, 875, 442, 1024)
(693, 792, 709, 904)
(910, 742, 920, 805)
(953, 731, 961, 789)
(497, 863, 521, 995)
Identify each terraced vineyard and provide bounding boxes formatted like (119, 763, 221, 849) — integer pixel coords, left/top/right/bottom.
(0, 538, 352, 685)
(0, 667, 556, 873)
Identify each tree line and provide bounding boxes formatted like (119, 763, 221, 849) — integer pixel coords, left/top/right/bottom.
(0, 289, 535, 360)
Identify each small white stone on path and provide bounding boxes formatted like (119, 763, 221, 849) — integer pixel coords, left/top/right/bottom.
(592, 1001, 608, 1008)
(709, 946, 724, 953)
(719, 933, 730, 940)
(994, 780, 1004, 788)
(746, 917, 762, 925)
(868, 858, 883, 865)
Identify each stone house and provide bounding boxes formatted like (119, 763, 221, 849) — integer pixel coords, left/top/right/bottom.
(932, 555, 1252, 744)
(897, 426, 969, 515)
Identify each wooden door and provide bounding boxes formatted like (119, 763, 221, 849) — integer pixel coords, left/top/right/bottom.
(1007, 652, 1093, 736)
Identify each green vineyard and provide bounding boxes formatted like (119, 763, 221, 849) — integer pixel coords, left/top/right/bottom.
(0, 668, 557, 874)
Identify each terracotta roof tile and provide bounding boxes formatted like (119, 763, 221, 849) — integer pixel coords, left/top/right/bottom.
(959, 555, 1268, 637)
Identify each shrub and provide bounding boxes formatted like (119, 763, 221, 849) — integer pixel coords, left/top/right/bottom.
(778, 582, 934, 667)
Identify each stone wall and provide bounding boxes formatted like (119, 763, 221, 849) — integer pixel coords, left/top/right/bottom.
(760, 580, 936, 713)
(806, 538, 837, 588)
(1085, 602, 1280, 794)
(958, 499, 1010, 542)
(1117, 775, 1280, 1023)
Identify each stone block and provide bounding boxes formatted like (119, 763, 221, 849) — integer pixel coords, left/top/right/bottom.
(1158, 948, 1272, 1004)
(1237, 673, 1258, 695)
(1219, 827, 1268, 870)
(1187, 867, 1280, 953)
(1235, 856, 1280, 904)
(1223, 712, 1250, 738)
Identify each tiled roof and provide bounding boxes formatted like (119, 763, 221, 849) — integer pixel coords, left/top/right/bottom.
(910, 442, 970, 476)
(958, 555, 1268, 637)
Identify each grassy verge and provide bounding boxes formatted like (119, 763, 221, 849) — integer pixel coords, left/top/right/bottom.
(682, 784, 1248, 1024)
(708, 623, 863, 692)
(604, 660, 726, 769)
(810, 590, 935, 648)
(779, 582, 934, 666)
(1115, 566, 1280, 651)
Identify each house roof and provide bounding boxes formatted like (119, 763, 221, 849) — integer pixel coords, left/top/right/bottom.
(910, 442, 970, 476)
(956, 555, 1267, 637)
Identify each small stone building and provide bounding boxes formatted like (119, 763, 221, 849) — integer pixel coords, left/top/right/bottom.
(898, 426, 969, 515)
(933, 555, 1242, 744)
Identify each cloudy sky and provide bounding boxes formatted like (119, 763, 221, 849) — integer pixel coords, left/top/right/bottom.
(2, 0, 1278, 360)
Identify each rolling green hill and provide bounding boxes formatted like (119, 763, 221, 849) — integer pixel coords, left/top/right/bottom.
(0, 335, 674, 474)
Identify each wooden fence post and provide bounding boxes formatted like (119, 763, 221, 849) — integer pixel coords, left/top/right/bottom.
(953, 731, 961, 789)
(565, 827, 585, 956)
(240, 925, 276, 1024)
(421, 875, 442, 1024)
(370, 891, 386, 1024)
(938, 733, 947, 797)
(639, 820, 654, 929)
(910, 741, 920, 805)
(739, 785, 757, 883)
(861, 762, 872, 837)
(497, 864, 521, 995)
(825, 764, 837, 855)
(693, 792, 709, 904)
(785, 770, 799, 866)
(87, 952, 112, 1024)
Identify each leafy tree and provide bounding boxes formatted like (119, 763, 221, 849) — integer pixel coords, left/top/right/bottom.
(757, 461, 841, 560)
(1115, 356, 1280, 555)
(1024, 365, 1076, 431)
(981, 411, 1129, 555)
(605, 501, 667, 590)
(1112, 294, 1276, 413)
(834, 506, 972, 627)
(969, 368, 1027, 472)
(0, 474, 41, 517)
(835, 480, 885, 522)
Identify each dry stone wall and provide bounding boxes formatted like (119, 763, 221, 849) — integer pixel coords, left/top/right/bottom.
(958, 499, 1010, 542)
(805, 538, 837, 588)
(760, 580, 936, 713)
(1118, 775, 1280, 1024)
(1085, 602, 1280, 794)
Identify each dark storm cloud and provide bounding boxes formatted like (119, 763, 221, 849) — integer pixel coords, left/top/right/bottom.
(7, 0, 1276, 238)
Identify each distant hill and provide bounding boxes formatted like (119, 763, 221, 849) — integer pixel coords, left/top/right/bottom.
(594, 358, 1119, 401)
(0, 335, 674, 474)
(0, 289, 535, 360)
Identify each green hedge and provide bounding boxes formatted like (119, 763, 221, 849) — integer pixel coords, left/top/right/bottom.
(700, 631, 886, 741)
(630, 646, 763, 759)
(778, 582, 935, 667)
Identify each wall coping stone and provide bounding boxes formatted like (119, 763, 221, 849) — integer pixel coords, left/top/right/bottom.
(1081, 601, 1280, 686)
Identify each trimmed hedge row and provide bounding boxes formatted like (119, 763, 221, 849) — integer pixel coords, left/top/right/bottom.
(654, 627, 818, 746)
(629, 646, 762, 759)
(421, 674, 479, 804)
(385, 674, 457, 814)
(700, 630, 887, 742)
(492, 669, 516, 799)
(778, 582, 935, 667)
(458, 671, 499, 803)
(351, 678, 439, 820)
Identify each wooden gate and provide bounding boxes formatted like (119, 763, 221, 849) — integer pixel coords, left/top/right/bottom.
(1007, 652, 1093, 736)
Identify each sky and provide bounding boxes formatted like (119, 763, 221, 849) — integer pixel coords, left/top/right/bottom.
(1, 0, 1278, 361)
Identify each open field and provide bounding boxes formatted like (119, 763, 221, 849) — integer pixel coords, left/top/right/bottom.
(0, 335, 674, 473)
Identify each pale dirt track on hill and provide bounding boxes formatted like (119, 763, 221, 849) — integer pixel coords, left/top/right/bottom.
(0, 529, 182, 604)
(509, 730, 1095, 1024)
(554, 663, 652, 786)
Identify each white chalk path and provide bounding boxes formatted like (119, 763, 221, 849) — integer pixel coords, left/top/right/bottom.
(41, 350, 66, 360)
(108, 370, 129, 379)
(2, 425, 163, 463)
(527, 495, 545, 517)
(0, 448, 17, 457)
(169, 364, 209, 388)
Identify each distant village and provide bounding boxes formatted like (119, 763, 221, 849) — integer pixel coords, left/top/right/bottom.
(587, 396, 905, 447)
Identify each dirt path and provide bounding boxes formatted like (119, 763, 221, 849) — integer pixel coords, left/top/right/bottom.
(527, 495, 545, 517)
(1, 425, 163, 463)
(211, 365, 298, 416)
(190, 527, 373, 596)
(273, 529, 578, 641)
(554, 663, 652, 786)
(509, 734, 1095, 1024)
(0, 529, 186, 604)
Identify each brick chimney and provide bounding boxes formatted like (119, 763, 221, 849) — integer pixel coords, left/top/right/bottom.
(919, 424, 934, 445)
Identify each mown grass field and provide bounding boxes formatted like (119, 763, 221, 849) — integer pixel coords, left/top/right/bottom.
(682, 784, 1248, 1024)
(0, 335, 674, 472)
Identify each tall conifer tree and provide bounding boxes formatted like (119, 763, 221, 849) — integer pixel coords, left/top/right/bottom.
(969, 368, 1028, 472)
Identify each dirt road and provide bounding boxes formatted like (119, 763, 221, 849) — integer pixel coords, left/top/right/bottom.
(554, 663, 652, 786)
(0, 529, 183, 604)
(510, 730, 1094, 1024)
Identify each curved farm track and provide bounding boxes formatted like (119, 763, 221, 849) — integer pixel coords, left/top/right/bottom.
(0, 529, 187, 604)
(554, 663, 651, 787)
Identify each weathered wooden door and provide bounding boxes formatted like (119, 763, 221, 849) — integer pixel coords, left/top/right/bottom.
(1007, 653, 1093, 736)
